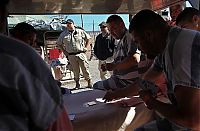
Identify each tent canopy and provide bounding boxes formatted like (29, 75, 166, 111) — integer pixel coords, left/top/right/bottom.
(9, 0, 185, 15)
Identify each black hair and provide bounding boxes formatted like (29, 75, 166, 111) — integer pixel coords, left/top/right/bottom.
(12, 22, 36, 37)
(0, 0, 9, 14)
(106, 15, 124, 24)
(129, 9, 167, 34)
(0, 0, 9, 8)
(176, 7, 200, 25)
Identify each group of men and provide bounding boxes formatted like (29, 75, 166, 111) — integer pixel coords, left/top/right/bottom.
(0, 0, 200, 130)
(57, 6, 200, 130)
(93, 7, 200, 131)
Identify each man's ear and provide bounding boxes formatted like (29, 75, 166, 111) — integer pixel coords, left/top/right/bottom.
(193, 15, 199, 25)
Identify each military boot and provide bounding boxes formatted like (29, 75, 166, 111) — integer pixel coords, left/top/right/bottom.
(75, 81, 80, 89)
(87, 79, 93, 88)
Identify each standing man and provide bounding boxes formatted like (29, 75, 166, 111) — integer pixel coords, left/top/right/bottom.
(129, 9, 200, 130)
(93, 15, 141, 91)
(57, 19, 92, 89)
(93, 21, 115, 80)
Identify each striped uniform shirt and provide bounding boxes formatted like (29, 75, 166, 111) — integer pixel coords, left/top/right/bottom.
(93, 30, 140, 90)
(113, 30, 139, 81)
(153, 26, 200, 105)
(137, 26, 200, 131)
(0, 35, 68, 131)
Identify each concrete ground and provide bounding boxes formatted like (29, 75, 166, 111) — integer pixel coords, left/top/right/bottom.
(60, 57, 110, 93)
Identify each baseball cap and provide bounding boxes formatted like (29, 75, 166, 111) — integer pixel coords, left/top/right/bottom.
(66, 19, 74, 24)
(98, 22, 107, 27)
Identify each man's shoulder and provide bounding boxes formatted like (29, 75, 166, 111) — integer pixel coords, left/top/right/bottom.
(60, 30, 69, 35)
(0, 35, 46, 67)
(0, 35, 34, 53)
(97, 33, 102, 37)
(168, 27, 200, 50)
(75, 28, 85, 33)
(96, 33, 103, 39)
(75, 28, 88, 35)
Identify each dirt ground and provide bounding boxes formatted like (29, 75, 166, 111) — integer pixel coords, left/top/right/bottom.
(61, 57, 108, 92)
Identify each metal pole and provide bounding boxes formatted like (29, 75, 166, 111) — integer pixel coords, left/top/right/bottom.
(81, 14, 83, 28)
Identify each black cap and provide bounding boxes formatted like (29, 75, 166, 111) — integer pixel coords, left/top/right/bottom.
(98, 21, 107, 27)
(66, 19, 74, 24)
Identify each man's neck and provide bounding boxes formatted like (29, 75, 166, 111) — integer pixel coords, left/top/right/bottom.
(102, 31, 108, 36)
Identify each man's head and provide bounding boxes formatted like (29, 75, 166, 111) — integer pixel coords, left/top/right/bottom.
(65, 19, 75, 31)
(106, 15, 126, 39)
(12, 22, 37, 47)
(0, 0, 9, 34)
(99, 21, 108, 33)
(129, 9, 169, 59)
(176, 7, 200, 31)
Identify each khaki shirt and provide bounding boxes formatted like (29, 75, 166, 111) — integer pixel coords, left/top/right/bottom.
(57, 28, 91, 53)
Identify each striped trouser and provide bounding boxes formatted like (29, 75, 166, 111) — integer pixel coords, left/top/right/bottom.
(93, 75, 138, 91)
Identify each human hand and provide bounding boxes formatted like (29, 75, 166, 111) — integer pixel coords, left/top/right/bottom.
(105, 63, 115, 71)
(139, 90, 154, 110)
(101, 64, 107, 71)
(83, 47, 88, 52)
(103, 91, 119, 102)
(64, 50, 69, 56)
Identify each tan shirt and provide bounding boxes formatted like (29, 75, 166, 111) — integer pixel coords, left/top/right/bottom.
(57, 28, 91, 53)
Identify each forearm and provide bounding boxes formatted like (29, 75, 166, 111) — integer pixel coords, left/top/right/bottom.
(123, 82, 140, 97)
(104, 81, 140, 101)
(85, 39, 91, 48)
(151, 98, 181, 118)
(114, 82, 140, 98)
(142, 67, 163, 83)
(150, 98, 195, 129)
(115, 55, 139, 71)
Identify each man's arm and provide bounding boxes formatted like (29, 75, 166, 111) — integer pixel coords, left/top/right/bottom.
(141, 55, 199, 130)
(84, 38, 91, 51)
(105, 53, 140, 71)
(140, 86, 200, 130)
(115, 53, 140, 71)
(104, 65, 163, 101)
(103, 81, 140, 101)
(57, 44, 69, 57)
(140, 54, 200, 129)
(142, 64, 164, 82)
(57, 33, 69, 56)
(83, 30, 91, 52)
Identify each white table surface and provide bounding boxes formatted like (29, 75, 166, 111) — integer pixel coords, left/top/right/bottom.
(63, 89, 135, 131)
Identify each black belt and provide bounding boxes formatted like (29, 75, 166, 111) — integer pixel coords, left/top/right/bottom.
(69, 51, 85, 55)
